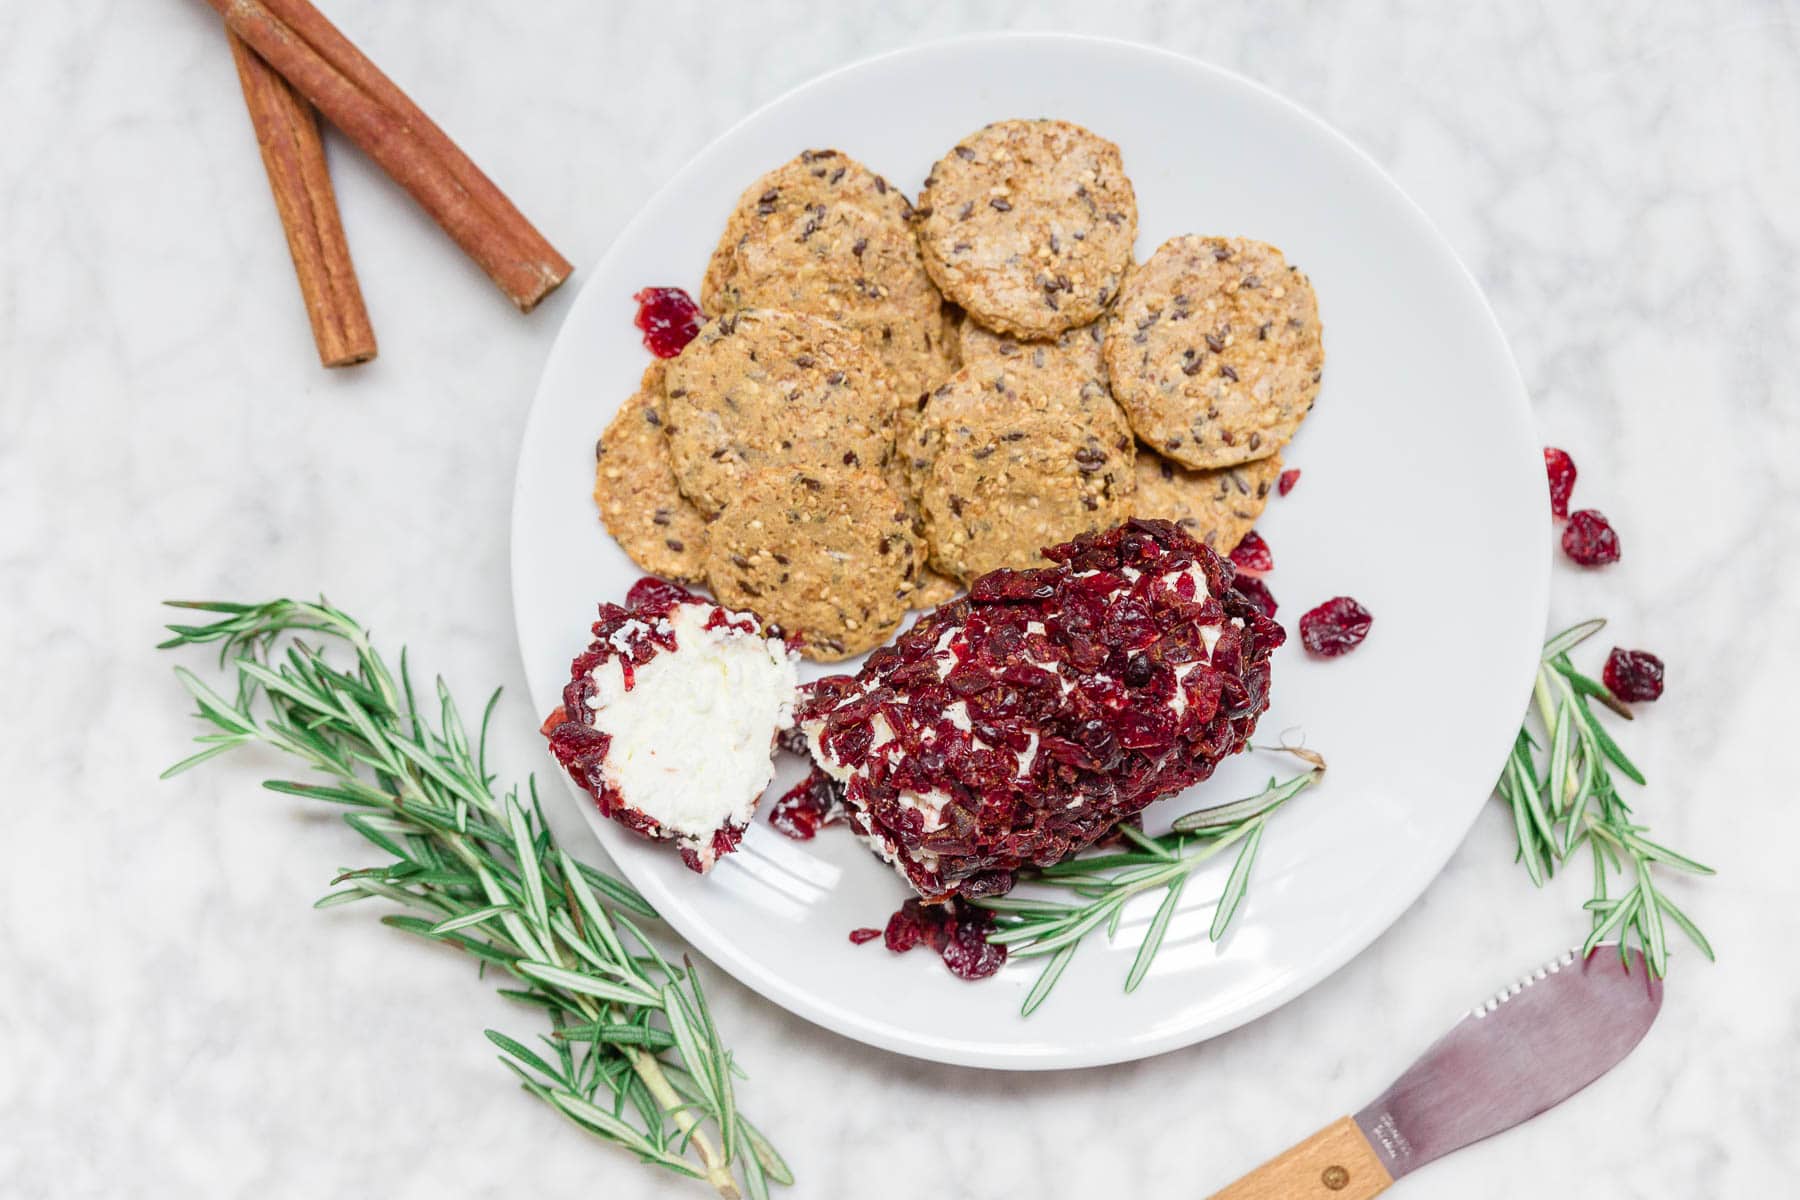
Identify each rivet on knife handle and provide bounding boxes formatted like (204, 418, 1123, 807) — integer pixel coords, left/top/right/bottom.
(1203, 1116, 1393, 1200)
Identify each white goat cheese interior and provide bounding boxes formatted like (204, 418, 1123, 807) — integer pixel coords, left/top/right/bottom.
(585, 602, 798, 848)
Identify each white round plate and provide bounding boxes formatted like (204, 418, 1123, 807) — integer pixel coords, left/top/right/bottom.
(513, 34, 1548, 1070)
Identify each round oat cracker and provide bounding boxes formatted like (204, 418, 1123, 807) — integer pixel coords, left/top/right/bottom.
(1104, 235, 1323, 470)
(915, 120, 1136, 340)
(593, 362, 710, 583)
(957, 318, 1108, 386)
(663, 309, 896, 517)
(908, 568, 962, 611)
(702, 150, 953, 401)
(704, 468, 921, 662)
(891, 303, 966, 500)
(1131, 447, 1283, 555)
(915, 365, 1136, 583)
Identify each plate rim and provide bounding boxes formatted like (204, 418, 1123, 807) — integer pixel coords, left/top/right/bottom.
(511, 30, 1550, 1070)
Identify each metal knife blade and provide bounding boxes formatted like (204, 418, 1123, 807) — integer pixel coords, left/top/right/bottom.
(1353, 946, 1663, 1181)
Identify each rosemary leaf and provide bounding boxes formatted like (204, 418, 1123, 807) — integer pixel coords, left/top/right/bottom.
(1021, 942, 1080, 1017)
(1210, 821, 1266, 942)
(1125, 876, 1187, 993)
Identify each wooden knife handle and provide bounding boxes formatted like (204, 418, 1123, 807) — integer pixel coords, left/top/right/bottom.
(1206, 1116, 1394, 1200)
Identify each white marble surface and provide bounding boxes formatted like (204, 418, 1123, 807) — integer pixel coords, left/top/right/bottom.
(2, 2, 1796, 1196)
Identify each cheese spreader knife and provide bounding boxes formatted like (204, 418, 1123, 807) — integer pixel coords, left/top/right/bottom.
(1208, 946, 1663, 1199)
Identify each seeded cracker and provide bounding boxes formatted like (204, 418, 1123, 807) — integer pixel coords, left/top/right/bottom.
(1104, 235, 1323, 469)
(915, 365, 1136, 582)
(702, 150, 955, 401)
(908, 568, 962, 610)
(958, 317, 1108, 386)
(1130, 448, 1283, 555)
(705, 468, 921, 662)
(592, 362, 710, 584)
(663, 309, 897, 517)
(916, 120, 1137, 340)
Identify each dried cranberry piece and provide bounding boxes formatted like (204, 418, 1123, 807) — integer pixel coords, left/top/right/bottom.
(1100, 596, 1158, 650)
(676, 825, 740, 874)
(1543, 447, 1577, 520)
(956, 870, 1014, 900)
(1277, 468, 1301, 497)
(970, 568, 1059, 604)
(940, 909, 1007, 980)
(1229, 530, 1273, 573)
(1113, 704, 1177, 750)
(883, 903, 927, 953)
(1562, 509, 1620, 566)
(625, 576, 696, 614)
(848, 927, 882, 945)
(633, 286, 703, 358)
(768, 768, 841, 840)
(1299, 596, 1373, 658)
(1603, 648, 1664, 702)
(1233, 574, 1277, 619)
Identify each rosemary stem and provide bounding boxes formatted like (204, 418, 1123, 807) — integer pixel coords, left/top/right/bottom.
(626, 1046, 740, 1199)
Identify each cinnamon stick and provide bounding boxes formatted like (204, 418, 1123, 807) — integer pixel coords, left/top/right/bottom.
(228, 30, 376, 367)
(207, 0, 572, 313)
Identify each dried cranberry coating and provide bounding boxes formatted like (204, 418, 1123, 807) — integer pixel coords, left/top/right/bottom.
(1562, 509, 1620, 566)
(1277, 469, 1301, 497)
(1603, 648, 1664, 702)
(1229, 530, 1273, 572)
(1298, 596, 1373, 658)
(632, 286, 704, 358)
(848, 927, 882, 945)
(626, 576, 697, 612)
(799, 520, 1283, 901)
(541, 577, 765, 872)
(1544, 447, 1577, 520)
(1234, 573, 1278, 619)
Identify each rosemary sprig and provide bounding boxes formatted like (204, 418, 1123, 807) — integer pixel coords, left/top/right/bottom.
(974, 764, 1323, 1016)
(158, 599, 787, 1200)
(1496, 618, 1714, 976)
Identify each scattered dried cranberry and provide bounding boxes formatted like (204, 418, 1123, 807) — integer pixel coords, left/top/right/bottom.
(1299, 596, 1373, 658)
(1229, 530, 1273, 572)
(848, 927, 882, 945)
(1602, 648, 1664, 702)
(768, 767, 842, 840)
(940, 908, 1007, 980)
(875, 899, 1007, 980)
(633, 286, 703, 358)
(883, 901, 930, 953)
(1234, 573, 1278, 619)
(1277, 468, 1301, 497)
(1544, 447, 1577, 520)
(1561, 509, 1620, 566)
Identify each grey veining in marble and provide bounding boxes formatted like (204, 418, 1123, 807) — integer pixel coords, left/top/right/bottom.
(2, 2, 1796, 1196)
